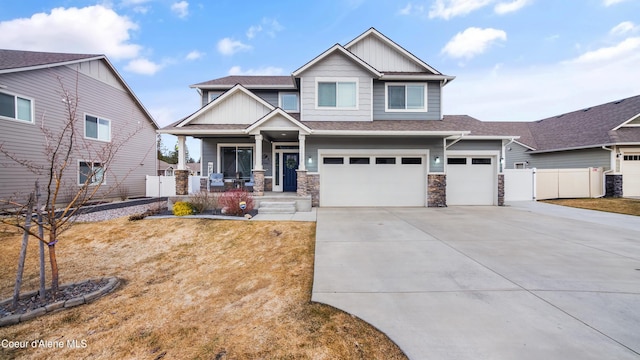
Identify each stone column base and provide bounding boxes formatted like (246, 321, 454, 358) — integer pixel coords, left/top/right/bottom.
(428, 174, 446, 207)
(253, 170, 265, 196)
(175, 170, 189, 196)
(605, 174, 623, 197)
(296, 170, 308, 197)
(498, 173, 505, 206)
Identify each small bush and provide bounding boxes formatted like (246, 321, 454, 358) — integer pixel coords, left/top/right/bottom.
(219, 189, 254, 216)
(172, 201, 194, 216)
(189, 191, 218, 214)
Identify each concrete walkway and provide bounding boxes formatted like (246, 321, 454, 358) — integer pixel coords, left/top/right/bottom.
(312, 204, 640, 359)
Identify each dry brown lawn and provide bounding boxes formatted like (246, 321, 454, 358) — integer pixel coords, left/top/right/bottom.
(0, 217, 406, 359)
(542, 197, 640, 216)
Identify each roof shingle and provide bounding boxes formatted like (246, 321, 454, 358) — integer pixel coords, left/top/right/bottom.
(0, 49, 100, 71)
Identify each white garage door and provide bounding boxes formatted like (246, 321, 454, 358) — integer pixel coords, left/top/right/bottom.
(446, 156, 496, 205)
(623, 154, 640, 196)
(320, 152, 427, 207)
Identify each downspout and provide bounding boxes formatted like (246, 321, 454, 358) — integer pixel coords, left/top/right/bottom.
(501, 138, 516, 172)
(600, 146, 614, 198)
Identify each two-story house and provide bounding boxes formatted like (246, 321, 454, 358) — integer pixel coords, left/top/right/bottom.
(0, 49, 158, 204)
(160, 28, 519, 207)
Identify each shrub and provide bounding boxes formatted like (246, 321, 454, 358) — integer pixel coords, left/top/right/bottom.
(219, 189, 254, 216)
(172, 201, 194, 216)
(189, 191, 218, 214)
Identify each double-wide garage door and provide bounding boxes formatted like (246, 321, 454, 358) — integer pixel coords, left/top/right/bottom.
(623, 153, 640, 196)
(320, 151, 427, 207)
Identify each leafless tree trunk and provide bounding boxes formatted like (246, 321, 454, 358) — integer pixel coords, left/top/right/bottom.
(12, 193, 34, 310)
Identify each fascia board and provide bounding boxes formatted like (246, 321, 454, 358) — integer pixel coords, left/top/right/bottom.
(292, 44, 381, 77)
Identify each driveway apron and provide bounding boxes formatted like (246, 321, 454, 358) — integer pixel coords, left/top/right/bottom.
(312, 205, 640, 360)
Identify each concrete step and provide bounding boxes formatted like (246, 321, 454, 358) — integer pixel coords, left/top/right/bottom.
(258, 201, 296, 214)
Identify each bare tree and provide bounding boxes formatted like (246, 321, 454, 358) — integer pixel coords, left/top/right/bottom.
(1, 74, 144, 297)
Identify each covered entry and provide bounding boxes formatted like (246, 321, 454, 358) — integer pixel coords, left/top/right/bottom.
(319, 150, 428, 207)
(446, 152, 498, 205)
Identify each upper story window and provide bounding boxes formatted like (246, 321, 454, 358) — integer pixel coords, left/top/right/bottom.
(85, 114, 111, 142)
(316, 78, 358, 109)
(0, 91, 33, 123)
(279, 92, 299, 112)
(385, 83, 427, 112)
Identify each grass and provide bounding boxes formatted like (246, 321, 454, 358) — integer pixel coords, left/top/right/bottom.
(0, 217, 406, 359)
(542, 197, 640, 216)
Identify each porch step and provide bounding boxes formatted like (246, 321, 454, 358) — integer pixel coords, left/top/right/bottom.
(258, 201, 296, 214)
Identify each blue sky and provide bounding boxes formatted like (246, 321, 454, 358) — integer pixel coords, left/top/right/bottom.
(1, 0, 640, 159)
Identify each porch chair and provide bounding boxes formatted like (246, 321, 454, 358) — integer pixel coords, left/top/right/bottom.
(245, 173, 255, 192)
(209, 172, 225, 192)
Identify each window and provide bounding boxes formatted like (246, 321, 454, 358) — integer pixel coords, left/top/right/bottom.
(401, 157, 422, 165)
(220, 146, 253, 179)
(79, 161, 104, 185)
(85, 115, 110, 141)
(624, 155, 640, 161)
(385, 84, 426, 112)
(323, 157, 344, 164)
(349, 157, 370, 164)
(279, 93, 299, 112)
(0, 91, 33, 123)
(317, 79, 357, 108)
(472, 158, 492, 165)
(376, 157, 396, 164)
(447, 158, 467, 165)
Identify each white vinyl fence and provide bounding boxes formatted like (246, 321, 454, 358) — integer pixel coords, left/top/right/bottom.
(503, 168, 604, 201)
(145, 176, 206, 197)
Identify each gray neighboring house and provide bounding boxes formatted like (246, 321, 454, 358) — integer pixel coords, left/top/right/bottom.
(497, 95, 640, 197)
(0, 49, 159, 203)
(160, 28, 520, 207)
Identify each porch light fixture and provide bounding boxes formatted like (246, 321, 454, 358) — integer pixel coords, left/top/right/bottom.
(434, 156, 440, 164)
(308, 156, 312, 164)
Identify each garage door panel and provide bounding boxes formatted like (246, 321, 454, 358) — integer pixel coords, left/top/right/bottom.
(623, 154, 640, 196)
(320, 154, 426, 207)
(446, 156, 496, 205)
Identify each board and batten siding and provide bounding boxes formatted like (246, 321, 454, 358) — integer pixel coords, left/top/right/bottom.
(191, 91, 271, 125)
(373, 81, 441, 120)
(0, 64, 157, 204)
(306, 136, 444, 172)
(299, 52, 373, 122)
(346, 35, 425, 73)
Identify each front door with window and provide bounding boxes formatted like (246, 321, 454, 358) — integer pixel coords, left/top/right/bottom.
(283, 153, 299, 192)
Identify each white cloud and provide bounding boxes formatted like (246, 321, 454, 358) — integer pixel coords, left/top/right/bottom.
(124, 58, 164, 75)
(0, 5, 141, 60)
(185, 50, 204, 60)
(217, 38, 252, 56)
(567, 37, 640, 64)
(246, 25, 262, 39)
(494, 0, 532, 14)
(398, 2, 425, 15)
(441, 27, 507, 59)
(247, 18, 284, 39)
(610, 21, 639, 36)
(603, 0, 631, 6)
(171, 1, 189, 18)
(228, 66, 284, 76)
(429, 0, 493, 19)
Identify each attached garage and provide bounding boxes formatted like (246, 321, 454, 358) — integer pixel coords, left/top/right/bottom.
(319, 150, 427, 207)
(622, 153, 640, 196)
(446, 153, 498, 205)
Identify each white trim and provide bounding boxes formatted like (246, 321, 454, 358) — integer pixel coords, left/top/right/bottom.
(246, 108, 311, 135)
(0, 90, 35, 124)
(77, 159, 106, 186)
(272, 142, 300, 192)
(216, 143, 256, 179)
(612, 112, 640, 130)
(315, 77, 359, 110)
(83, 113, 111, 142)
(445, 150, 501, 174)
(384, 83, 428, 113)
(278, 91, 299, 112)
(292, 44, 381, 77)
(312, 130, 469, 136)
(380, 74, 456, 81)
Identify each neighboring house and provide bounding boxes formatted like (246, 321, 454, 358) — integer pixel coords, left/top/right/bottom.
(157, 159, 201, 176)
(0, 49, 158, 203)
(159, 28, 523, 207)
(496, 95, 640, 197)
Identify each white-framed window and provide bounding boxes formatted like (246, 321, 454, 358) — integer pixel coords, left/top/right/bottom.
(0, 91, 34, 123)
(514, 162, 527, 169)
(279, 92, 299, 112)
(217, 144, 254, 180)
(78, 161, 105, 185)
(385, 83, 427, 112)
(316, 77, 358, 109)
(85, 114, 111, 142)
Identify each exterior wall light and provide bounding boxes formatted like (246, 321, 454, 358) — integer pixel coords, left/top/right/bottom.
(308, 156, 312, 164)
(434, 156, 440, 164)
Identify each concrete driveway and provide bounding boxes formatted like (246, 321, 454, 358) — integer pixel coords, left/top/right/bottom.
(312, 203, 640, 360)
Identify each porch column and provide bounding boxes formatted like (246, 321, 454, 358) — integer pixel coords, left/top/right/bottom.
(298, 134, 306, 171)
(254, 134, 264, 171)
(177, 135, 186, 170)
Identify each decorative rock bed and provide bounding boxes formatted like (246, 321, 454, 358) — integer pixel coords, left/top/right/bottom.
(0, 277, 120, 327)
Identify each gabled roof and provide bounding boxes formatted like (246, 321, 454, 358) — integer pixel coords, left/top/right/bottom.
(292, 44, 382, 77)
(176, 84, 275, 127)
(246, 108, 312, 135)
(190, 75, 296, 90)
(0, 49, 158, 129)
(345, 27, 443, 75)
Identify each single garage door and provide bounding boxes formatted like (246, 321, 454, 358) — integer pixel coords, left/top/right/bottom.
(623, 154, 640, 196)
(446, 156, 496, 205)
(320, 152, 427, 207)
